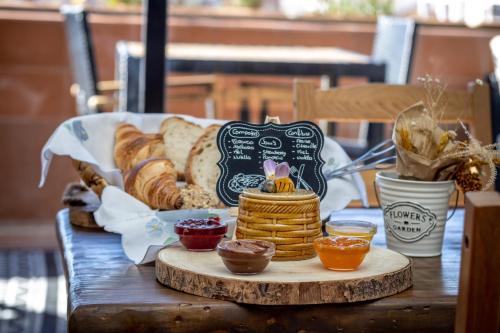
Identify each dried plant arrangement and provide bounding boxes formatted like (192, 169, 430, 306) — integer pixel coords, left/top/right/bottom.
(392, 75, 500, 192)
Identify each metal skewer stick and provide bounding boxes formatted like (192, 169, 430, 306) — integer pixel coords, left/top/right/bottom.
(323, 139, 396, 180)
(295, 164, 305, 189)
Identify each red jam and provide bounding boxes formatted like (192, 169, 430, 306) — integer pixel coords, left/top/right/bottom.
(174, 217, 227, 251)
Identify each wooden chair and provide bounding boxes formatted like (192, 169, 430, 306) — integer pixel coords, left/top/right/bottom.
(211, 77, 295, 120)
(115, 41, 218, 115)
(330, 16, 418, 157)
(489, 35, 500, 88)
(61, 5, 118, 114)
(293, 79, 493, 207)
(115, 44, 292, 118)
(372, 16, 418, 85)
(485, 73, 500, 192)
(488, 36, 500, 191)
(63, 6, 217, 115)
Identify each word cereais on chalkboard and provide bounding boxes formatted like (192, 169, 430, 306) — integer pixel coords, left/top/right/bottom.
(216, 121, 327, 206)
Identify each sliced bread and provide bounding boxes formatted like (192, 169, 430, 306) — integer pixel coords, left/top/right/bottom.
(160, 117, 204, 180)
(185, 125, 221, 194)
(179, 184, 224, 209)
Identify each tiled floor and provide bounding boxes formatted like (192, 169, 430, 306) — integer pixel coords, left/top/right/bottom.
(0, 222, 66, 333)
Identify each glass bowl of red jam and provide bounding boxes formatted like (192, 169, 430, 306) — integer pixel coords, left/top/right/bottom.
(174, 217, 228, 251)
(313, 236, 370, 271)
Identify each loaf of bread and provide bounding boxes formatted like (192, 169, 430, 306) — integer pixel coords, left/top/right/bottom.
(179, 184, 224, 209)
(160, 117, 204, 180)
(185, 125, 221, 194)
(124, 158, 183, 210)
(114, 123, 166, 172)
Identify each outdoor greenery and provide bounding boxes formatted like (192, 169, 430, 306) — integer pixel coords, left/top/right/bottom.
(321, 0, 393, 17)
(235, 0, 261, 8)
(106, 0, 141, 5)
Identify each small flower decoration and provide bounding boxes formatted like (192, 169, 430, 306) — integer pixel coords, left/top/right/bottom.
(146, 217, 165, 238)
(275, 162, 290, 179)
(261, 159, 295, 193)
(263, 159, 277, 179)
(326, 157, 337, 168)
(263, 159, 291, 179)
(442, 121, 500, 191)
(72, 120, 89, 142)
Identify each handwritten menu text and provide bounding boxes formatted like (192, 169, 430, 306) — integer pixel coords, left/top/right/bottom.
(216, 121, 327, 206)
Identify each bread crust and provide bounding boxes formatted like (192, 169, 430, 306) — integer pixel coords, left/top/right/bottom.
(124, 158, 183, 210)
(114, 122, 166, 172)
(160, 117, 204, 180)
(185, 124, 221, 186)
(72, 160, 108, 197)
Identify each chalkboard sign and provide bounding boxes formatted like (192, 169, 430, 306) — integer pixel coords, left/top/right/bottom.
(216, 121, 327, 206)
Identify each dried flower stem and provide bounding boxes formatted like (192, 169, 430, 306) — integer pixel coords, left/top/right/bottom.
(441, 122, 500, 189)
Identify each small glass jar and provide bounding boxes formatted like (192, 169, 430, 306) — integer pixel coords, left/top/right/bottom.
(174, 217, 227, 251)
(313, 236, 370, 271)
(325, 220, 377, 241)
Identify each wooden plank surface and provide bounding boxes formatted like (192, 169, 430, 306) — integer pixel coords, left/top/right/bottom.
(57, 207, 464, 333)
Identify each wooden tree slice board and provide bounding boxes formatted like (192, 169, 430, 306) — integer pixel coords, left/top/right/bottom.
(156, 245, 412, 305)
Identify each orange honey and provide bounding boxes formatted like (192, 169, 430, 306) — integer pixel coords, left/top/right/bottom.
(313, 236, 370, 271)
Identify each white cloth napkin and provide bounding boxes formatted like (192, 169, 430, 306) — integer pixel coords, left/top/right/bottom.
(94, 186, 236, 264)
(39, 112, 367, 263)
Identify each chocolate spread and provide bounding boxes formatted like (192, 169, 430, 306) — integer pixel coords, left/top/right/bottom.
(217, 240, 275, 274)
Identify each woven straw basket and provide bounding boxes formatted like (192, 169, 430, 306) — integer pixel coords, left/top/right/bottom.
(236, 188, 322, 261)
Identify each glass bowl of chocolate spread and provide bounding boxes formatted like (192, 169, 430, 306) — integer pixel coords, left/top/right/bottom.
(217, 239, 275, 275)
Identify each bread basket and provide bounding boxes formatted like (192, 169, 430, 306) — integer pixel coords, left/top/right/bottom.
(236, 188, 322, 261)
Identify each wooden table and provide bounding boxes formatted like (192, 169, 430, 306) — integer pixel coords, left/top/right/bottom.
(114, 42, 385, 114)
(57, 208, 463, 333)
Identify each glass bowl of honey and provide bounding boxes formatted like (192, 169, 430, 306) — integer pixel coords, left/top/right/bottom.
(325, 220, 377, 241)
(313, 236, 370, 271)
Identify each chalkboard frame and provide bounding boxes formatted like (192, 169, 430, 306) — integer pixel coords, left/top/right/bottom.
(216, 121, 327, 206)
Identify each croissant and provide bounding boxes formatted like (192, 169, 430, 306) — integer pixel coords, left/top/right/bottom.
(72, 160, 108, 197)
(114, 123, 166, 172)
(124, 158, 183, 210)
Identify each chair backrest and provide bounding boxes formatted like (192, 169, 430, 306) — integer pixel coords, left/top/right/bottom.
(490, 35, 500, 87)
(294, 80, 492, 145)
(488, 37, 500, 191)
(115, 41, 141, 113)
(372, 16, 417, 84)
(293, 80, 493, 206)
(485, 74, 500, 191)
(61, 5, 100, 114)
